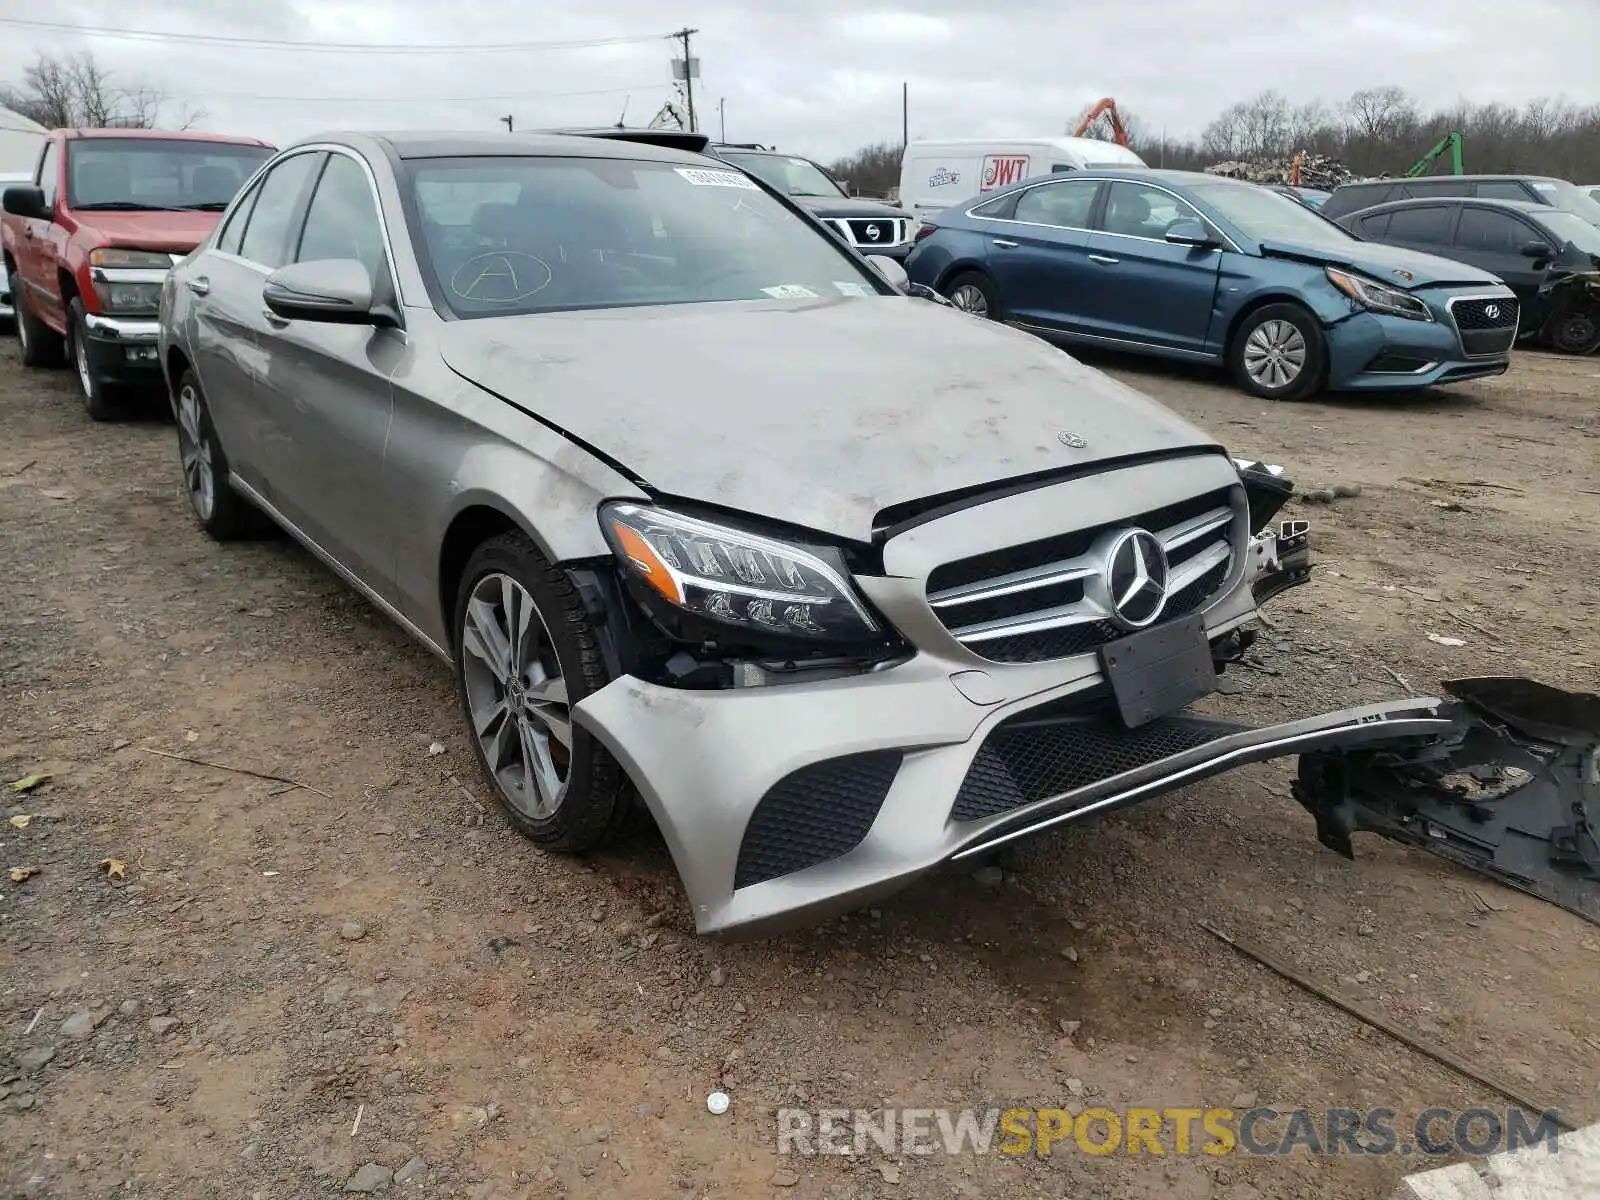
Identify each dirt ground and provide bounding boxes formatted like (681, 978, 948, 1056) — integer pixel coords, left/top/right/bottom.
(1, 332, 1597, 1200)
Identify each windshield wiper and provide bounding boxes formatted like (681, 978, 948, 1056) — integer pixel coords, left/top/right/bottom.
(172, 202, 230, 211)
(73, 201, 180, 211)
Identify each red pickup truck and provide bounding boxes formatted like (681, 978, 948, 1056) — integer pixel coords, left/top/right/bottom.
(2, 128, 274, 419)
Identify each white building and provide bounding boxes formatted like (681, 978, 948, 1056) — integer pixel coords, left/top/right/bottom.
(0, 104, 47, 175)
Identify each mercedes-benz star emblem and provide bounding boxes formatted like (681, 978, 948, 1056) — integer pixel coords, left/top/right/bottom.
(1105, 529, 1170, 629)
(1057, 431, 1088, 448)
(865, 224, 882, 241)
(1485, 303, 1501, 320)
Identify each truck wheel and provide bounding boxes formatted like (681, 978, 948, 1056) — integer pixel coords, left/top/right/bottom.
(1230, 303, 1325, 401)
(14, 289, 65, 368)
(453, 531, 639, 851)
(67, 298, 125, 421)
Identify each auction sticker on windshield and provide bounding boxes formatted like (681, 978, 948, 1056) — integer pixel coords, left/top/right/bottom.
(762, 284, 820, 299)
(675, 167, 760, 190)
(833, 281, 875, 297)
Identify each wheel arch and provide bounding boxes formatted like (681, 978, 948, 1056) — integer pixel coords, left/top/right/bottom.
(1221, 290, 1324, 358)
(934, 257, 995, 293)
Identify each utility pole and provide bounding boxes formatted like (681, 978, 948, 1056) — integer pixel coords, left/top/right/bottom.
(500, 114, 513, 132)
(671, 27, 699, 133)
(902, 82, 908, 152)
(719, 97, 726, 142)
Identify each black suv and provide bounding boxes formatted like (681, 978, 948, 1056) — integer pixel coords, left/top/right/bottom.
(709, 144, 917, 261)
(1322, 174, 1600, 228)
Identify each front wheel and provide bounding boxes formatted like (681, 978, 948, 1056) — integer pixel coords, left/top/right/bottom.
(68, 298, 125, 421)
(1543, 309, 1600, 356)
(942, 271, 1001, 320)
(453, 532, 637, 850)
(1229, 303, 1325, 401)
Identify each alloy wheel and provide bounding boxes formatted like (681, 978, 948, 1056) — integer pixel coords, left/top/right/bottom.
(460, 573, 572, 820)
(73, 325, 94, 398)
(949, 283, 990, 317)
(1242, 319, 1307, 389)
(176, 383, 216, 521)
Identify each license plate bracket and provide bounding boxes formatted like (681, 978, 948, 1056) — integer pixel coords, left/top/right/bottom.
(1099, 615, 1218, 728)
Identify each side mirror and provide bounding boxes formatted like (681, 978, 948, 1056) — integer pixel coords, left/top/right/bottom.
(907, 281, 953, 306)
(1520, 240, 1554, 260)
(1165, 218, 1215, 248)
(864, 254, 909, 291)
(2, 185, 49, 220)
(262, 259, 383, 325)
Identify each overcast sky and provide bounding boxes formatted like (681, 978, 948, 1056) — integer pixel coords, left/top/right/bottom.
(3, 0, 1598, 162)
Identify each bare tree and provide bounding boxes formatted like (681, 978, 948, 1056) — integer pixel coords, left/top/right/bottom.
(0, 51, 190, 130)
(1344, 85, 1417, 142)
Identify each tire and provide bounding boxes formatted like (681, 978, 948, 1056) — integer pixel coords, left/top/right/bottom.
(452, 532, 637, 851)
(1229, 303, 1325, 401)
(67, 297, 124, 420)
(1543, 310, 1600, 356)
(13, 286, 65, 368)
(942, 270, 1001, 320)
(173, 369, 259, 541)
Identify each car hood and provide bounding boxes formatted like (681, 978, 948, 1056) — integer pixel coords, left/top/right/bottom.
(1258, 237, 1502, 288)
(69, 209, 220, 254)
(792, 195, 911, 220)
(437, 297, 1221, 543)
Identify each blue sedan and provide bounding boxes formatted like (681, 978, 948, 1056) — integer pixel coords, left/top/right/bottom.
(904, 169, 1519, 400)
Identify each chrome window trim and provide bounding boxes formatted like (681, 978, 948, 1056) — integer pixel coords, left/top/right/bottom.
(966, 178, 1241, 253)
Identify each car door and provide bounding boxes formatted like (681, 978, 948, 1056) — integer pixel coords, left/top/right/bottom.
(1081, 181, 1223, 353)
(192, 150, 324, 490)
(1379, 205, 1457, 256)
(979, 177, 1103, 333)
(1450, 207, 1548, 328)
(254, 148, 405, 598)
(13, 140, 59, 324)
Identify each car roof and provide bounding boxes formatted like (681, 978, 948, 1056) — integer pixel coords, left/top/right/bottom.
(1349, 196, 1549, 215)
(63, 128, 273, 147)
(1339, 174, 1561, 187)
(304, 130, 713, 165)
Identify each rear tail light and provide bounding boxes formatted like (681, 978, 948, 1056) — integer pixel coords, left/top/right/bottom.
(914, 222, 938, 243)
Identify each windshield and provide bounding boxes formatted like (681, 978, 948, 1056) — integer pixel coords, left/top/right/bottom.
(66, 138, 272, 210)
(716, 151, 846, 198)
(1539, 209, 1600, 256)
(408, 156, 886, 318)
(1188, 181, 1355, 245)
(1529, 179, 1600, 227)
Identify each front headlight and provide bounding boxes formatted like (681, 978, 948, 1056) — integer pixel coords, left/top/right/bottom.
(1325, 267, 1433, 322)
(89, 248, 170, 315)
(601, 503, 882, 644)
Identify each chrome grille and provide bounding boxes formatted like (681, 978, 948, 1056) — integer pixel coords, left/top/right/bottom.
(1447, 294, 1518, 358)
(926, 488, 1240, 664)
(830, 217, 908, 248)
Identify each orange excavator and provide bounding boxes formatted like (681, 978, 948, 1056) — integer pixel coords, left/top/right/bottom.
(1073, 97, 1132, 147)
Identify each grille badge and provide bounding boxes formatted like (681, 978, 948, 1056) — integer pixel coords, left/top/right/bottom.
(1103, 529, 1170, 629)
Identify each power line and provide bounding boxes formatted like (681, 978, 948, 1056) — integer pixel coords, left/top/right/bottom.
(174, 82, 673, 104)
(0, 17, 675, 55)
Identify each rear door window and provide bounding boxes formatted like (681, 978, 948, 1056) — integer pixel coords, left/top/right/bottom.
(1475, 181, 1532, 201)
(1013, 179, 1101, 229)
(1355, 212, 1391, 238)
(1384, 205, 1454, 246)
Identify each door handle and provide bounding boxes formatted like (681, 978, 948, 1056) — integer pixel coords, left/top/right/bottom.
(262, 309, 289, 327)
(992, 238, 1019, 249)
(1089, 254, 1120, 265)
(186, 277, 210, 296)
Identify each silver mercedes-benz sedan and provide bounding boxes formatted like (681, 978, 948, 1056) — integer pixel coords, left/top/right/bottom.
(156, 130, 1449, 937)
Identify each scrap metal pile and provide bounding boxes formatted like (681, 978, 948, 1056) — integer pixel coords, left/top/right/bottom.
(1205, 153, 1357, 190)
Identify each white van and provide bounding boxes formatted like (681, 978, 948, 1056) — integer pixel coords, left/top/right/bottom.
(898, 137, 1146, 218)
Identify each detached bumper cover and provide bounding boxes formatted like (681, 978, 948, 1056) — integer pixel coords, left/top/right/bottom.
(1295, 677, 1600, 924)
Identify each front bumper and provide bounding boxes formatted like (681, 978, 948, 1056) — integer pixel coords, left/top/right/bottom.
(572, 454, 1443, 937)
(1323, 293, 1517, 392)
(80, 311, 164, 383)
